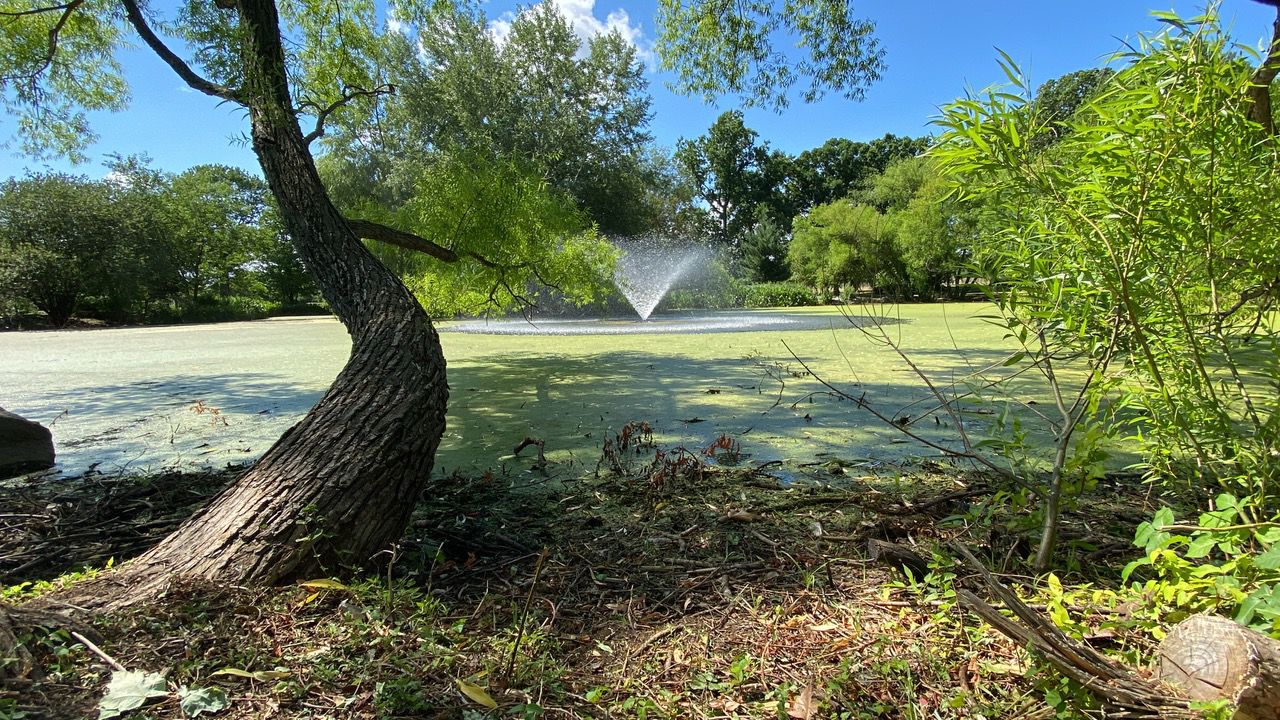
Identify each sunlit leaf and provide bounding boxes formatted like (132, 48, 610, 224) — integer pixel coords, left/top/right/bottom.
(456, 678, 498, 709)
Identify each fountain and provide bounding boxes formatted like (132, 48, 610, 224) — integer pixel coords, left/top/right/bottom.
(612, 237, 707, 321)
(446, 235, 877, 336)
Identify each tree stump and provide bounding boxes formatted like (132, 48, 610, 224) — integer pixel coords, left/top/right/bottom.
(1158, 613, 1280, 720)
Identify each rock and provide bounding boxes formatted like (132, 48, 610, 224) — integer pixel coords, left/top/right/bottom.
(0, 407, 55, 478)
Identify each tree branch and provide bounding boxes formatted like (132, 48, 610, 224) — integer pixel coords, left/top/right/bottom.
(0, 1, 78, 18)
(119, 0, 242, 104)
(346, 218, 459, 263)
(347, 218, 522, 274)
(301, 83, 395, 146)
(6, 0, 83, 88)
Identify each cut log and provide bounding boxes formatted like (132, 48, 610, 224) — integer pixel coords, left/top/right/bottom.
(1158, 613, 1280, 720)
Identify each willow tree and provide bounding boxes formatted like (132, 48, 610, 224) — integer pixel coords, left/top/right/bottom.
(0, 0, 887, 608)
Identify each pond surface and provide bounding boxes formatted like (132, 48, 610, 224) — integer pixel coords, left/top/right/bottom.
(0, 306, 1019, 477)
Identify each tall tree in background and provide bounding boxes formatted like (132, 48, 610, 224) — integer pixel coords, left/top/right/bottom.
(323, 0, 654, 236)
(1026, 68, 1116, 149)
(782, 134, 929, 218)
(675, 110, 786, 247)
(0, 174, 119, 326)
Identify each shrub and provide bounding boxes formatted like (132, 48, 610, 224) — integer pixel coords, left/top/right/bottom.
(739, 282, 820, 308)
(181, 296, 279, 323)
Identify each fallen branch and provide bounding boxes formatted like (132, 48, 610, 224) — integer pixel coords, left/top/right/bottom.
(949, 542, 1198, 719)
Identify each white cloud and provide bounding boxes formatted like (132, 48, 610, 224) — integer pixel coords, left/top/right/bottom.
(384, 1, 406, 35)
(488, 0, 654, 67)
(487, 15, 514, 45)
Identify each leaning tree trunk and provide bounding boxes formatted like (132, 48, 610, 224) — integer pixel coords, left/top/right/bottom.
(54, 0, 448, 608)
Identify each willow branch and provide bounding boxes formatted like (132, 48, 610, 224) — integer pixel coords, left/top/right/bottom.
(347, 218, 520, 273)
(119, 0, 241, 104)
(301, 83, 395, 146)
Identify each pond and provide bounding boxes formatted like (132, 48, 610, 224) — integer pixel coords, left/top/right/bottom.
(0, 305, 1017, 477)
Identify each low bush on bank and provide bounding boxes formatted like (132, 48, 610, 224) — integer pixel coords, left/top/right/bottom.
(739, 281, 821, 308)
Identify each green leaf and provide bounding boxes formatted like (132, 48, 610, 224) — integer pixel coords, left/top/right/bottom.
(1152, 507, 1174, 530)
(98, 670, 168, 719)
(1256, 545, 1280, 570)
(456, 678, 498, 709)
(1134, 521, 1155, 548)
(297, 578, 349, 591)
(178, 686, 230, 717)
(1185, 534, 1216, 559)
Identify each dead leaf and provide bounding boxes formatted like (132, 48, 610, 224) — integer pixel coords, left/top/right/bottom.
(724, 510, 758, 522)
(786, 685, 816, 719)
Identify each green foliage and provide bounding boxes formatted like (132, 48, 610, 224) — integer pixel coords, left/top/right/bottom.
(935, 8, 1280, 588)
(855, 155, 934, 212)
(788, 200, 901, 296)
(785, 135, 931, 217)
(675, 110, 787, 248)
(0, 0, 128, 162)
(1026, 68, 1116, 150)
(322, 0, 657, 236)
(163, 164, 280, 306)
(785, 155, 972, 300)
(0, 164, 315, 326)
(1124, 496, 1280, 635)
(937, 11, 1280, 507)
(655, 0, 886, 110)
(738, 214, 790, 282)
(739, 282, 821, 308)
(894, 166, 973, 297)
(366, 151, 617, 318)
(0, 172, 134, 325)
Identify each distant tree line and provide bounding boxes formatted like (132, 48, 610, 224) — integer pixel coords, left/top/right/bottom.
(676, 67, 1115, 301)
(0, 158, 317, 328)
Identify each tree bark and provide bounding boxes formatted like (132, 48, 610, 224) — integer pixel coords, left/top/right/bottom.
(1159, 613, 1280, 720)
(54, 0, 448, 608)
(1248, 5, 1280, 137)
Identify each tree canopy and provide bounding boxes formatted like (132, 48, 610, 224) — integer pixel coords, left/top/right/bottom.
(655, 0, 886, 110)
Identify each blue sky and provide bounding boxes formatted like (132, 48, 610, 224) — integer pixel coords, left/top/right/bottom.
(2, 0, 1276, 179)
